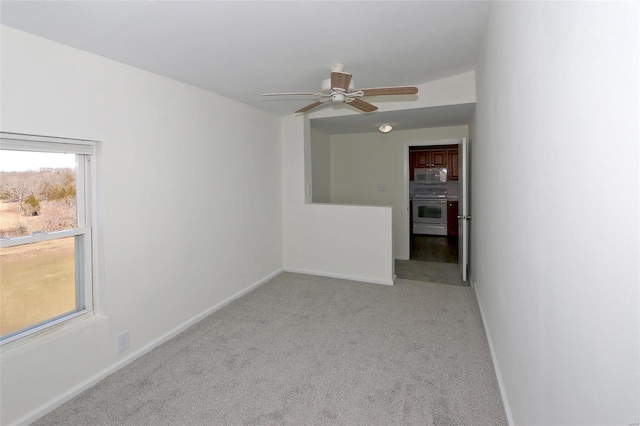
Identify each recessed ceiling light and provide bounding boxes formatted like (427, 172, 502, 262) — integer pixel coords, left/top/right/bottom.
(379, 124, 393, 133)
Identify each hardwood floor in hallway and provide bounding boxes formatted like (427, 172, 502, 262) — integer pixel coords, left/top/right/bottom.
(411, 235, 459, 263)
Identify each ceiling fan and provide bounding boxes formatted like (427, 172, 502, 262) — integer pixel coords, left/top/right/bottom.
(262, 63, 419, 114)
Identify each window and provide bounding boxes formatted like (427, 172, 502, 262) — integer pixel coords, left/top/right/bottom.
(0, 133, 96, 345)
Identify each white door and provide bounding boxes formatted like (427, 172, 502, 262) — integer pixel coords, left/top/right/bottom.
(458, 138, 469, 281)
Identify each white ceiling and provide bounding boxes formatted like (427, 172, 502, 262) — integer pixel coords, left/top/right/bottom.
(0, 1, 491, 131)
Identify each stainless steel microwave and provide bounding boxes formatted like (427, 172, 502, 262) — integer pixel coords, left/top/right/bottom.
(414, 167, 447, 183)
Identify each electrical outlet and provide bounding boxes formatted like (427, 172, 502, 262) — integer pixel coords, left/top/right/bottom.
(117, 330, 130, 353)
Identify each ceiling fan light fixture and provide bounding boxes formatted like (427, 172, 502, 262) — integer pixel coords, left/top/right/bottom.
(379, 124, 393, 133)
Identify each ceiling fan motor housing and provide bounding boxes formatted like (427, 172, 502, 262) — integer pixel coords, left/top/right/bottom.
(321, 78, 354, 94)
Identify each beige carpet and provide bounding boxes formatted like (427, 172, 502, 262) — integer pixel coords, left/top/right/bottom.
(34, 272, 505, 425)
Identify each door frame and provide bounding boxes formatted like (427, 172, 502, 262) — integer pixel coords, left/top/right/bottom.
(403, 138, 466, 273)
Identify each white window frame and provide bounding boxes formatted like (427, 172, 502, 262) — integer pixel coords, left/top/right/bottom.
(0, 132, 97, 345)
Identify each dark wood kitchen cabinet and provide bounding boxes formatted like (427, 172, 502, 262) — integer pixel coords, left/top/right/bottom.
(409, 145, 458, 181)
(409, 151, 435, 179)
(409, 152, 418, 180)
(413, 150, 446, 168)
(447, 201, 459, 237)
(414, 151, 429, 168)
(448, 150, 459, 181)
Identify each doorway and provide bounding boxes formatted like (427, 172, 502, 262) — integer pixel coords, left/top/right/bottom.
(395, 138, 468, 286)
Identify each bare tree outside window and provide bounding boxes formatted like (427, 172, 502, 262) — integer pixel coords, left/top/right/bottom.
(0, 163, 77, 237)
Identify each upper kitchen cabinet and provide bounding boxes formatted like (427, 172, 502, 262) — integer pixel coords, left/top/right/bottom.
(409, 145, 458, 181)
(414, 150, 447, 168)
(414, 151, 428, 168)
(448, 150, 459, 181)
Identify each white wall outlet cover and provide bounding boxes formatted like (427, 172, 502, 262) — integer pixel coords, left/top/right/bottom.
(117, 330, 130, 353)
(377, 183, 387, 192)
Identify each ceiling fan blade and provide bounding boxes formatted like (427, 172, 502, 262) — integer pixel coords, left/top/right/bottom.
(295, 100, 327, 114)
(358, 86, 419, 96)
(346, 98, 378, 113)
(331, 72, 352, 91)
(262, 92, 323, 97)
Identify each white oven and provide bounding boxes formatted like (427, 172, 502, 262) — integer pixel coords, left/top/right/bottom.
(412, 199, 447, 236)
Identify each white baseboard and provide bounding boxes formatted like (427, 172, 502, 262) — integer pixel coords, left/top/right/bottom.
(283, 267, 394, 286)
(471, 278, 514, 426)
(11, 268, 283, 426)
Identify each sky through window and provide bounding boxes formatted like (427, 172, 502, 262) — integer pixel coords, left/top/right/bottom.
(0, 151, 76, 171)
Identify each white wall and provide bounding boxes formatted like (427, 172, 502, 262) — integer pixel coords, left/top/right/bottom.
(0, 26, 283, 425)
(329, 126, 468, 259)
(310, 127, 331, 203)
(282, 115, 394, 285)
(473, 2, 639, 425)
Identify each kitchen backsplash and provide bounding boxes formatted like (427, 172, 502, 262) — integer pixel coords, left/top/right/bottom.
(446, 180, 459, 198)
